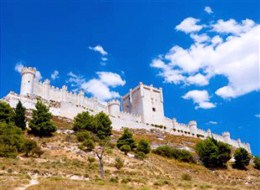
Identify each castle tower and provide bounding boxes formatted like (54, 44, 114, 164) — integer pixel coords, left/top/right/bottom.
(189, 120, 197, 135)
(20, 67, 36, 96)
(121, 82, 164, 125)
(108, 99, 120, 116)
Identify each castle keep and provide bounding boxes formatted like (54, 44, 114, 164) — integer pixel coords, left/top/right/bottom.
(2, 67, 251, 153)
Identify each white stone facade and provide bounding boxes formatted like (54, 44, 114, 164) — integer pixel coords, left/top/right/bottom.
(2, 67, 251, 153)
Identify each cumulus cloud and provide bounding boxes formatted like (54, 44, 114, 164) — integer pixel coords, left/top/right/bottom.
(207, 121, 218, 125)
(14, 62, 42, 80)
(151, 17, 260, 104)
(204, 6, 213, 14)
(67, 71, 125, 101)
(51, 70, 59, 80)
(89, 45, 108, 56)
(182, 90, 216, 109)
(175, 17, 204, 33)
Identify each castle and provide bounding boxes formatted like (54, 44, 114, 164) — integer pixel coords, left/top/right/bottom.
(2, 67, 251, 153)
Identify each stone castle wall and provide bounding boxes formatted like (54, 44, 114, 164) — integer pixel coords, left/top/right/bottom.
(1, 67, 251, 153)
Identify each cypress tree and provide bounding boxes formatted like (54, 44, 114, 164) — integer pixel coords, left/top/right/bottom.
(14, 101, 26, 130)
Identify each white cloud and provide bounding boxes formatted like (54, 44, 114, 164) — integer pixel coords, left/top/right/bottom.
(51, 70, 59, 80)
(151, 18, 260, 102)
(207, 121, 218, 125)
(204, 6, 213, 14)
(89, 45, 108, 56)
(182, 90, 216, 109)
(15, 62, 42, 80)
(212, 19, 255, 35)
(175, 17, 204, 33)
(255, 114, 260, 118)
(190, 33, 210, 43)
(101, 57, 108, 61)
(67, 71, 125, 101)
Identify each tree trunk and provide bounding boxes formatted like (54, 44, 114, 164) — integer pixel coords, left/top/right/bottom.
(99, 158, 104, 178)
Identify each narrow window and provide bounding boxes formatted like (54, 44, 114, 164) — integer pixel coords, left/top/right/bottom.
(152, 107, 156, 112)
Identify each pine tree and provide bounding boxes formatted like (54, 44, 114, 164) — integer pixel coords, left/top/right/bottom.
(117, 128, 136, 151)
(0, 101, 15, 124)
(29, 100, 57, 137)
(14, 101, 26, 130)
(94, 112, 112, 140)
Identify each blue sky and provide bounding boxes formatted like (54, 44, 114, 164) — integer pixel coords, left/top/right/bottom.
(1, 0, 259, 155)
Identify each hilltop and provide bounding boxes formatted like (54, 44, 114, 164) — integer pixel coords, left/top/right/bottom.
(1, 116, 259, 190)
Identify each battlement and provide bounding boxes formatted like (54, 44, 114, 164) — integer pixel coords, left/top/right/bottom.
(108, 99, 120, 106)
(21, 67, 36, 75)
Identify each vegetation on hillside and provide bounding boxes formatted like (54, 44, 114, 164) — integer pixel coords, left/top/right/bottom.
(233, 148, 251, 169)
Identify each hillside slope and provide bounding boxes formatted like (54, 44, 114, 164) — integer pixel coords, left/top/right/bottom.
(0, 117, 259, 190)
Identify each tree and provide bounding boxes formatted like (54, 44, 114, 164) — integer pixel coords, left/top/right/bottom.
(76, 131, 91, 142)
(120, 145, 131, 155)
(253, 156, 260, 170)
(233, 148, 251, 169)
(0, 122, 24, 158)
(14, 101, 26, 130)
(195, 138, 231, 168)
(73, 111, 96, 132)
(136, 139, 151, 154)
(23, 139, 37, 157)
(29, 100, 57, 137)
(117, 128, 136, 151)
(94, 112, 112, 140)
(0, 101, 15, 124)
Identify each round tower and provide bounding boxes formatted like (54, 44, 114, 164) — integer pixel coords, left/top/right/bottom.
(189, 120, 197, 134)
(108, 99, 120, 116)
(20, 67, 36, 96)
(222, 132, 231, 143)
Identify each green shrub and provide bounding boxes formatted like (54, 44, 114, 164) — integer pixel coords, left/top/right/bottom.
(153, 145, 194, 163)
(23, 139, 37, 157)
(0, 101, 15, 124)
(253, 156, 260, 170)
(80, 139, 95, 152)
(181, 173, 192, 181)
(76, 131, 91, 142)
(32, 146, 44, 158)
(88, 156, 95, 164)
(135, 151, 146, 160)
(73, 111, 96, 132)
(136, 139, 151, 154)
(195, 138, 231, 168)
(114, 157, 124, 170)
(117, 128, 136, 151)
(120, 145, 131, 155)
(110, 176, 119, 183)
(233, 148, 251, 169)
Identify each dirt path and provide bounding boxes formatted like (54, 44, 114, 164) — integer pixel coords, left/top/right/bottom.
(15, 175, 39, 190)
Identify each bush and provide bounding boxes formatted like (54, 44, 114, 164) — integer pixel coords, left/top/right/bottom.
(114, 157, 124, 170)
(29, 100, 57, 137)
(0, 122, 24, 158)
(181, 173, 192, 181)
(253, 156, 260, 170)
(135, 151, 146, 160)
(120, 145, 131, 155)
(233, 148, 251, 169)
(88, 156, 95, 164)
(136, 139, 151, 154)
(117, 128, 136, 151)
(14, 101, 26, 130)
(153, 145, 194, 163)
(80, 139, 95, 152)
(195, 138, 231, 168)
(23, 139, 37, 157)
(76, 131, 91, 142)
(73, 111, 96, 132)
(32, 146, 44, 158)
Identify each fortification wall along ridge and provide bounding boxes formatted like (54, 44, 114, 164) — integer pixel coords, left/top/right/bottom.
(2, 67, 251, 153)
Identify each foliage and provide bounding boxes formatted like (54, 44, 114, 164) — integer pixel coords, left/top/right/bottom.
(233, 148, 251, 169)
(136, 139, 151, 154)
(88, 156, 95, 164)
(195, 138, 231, 168)
(76, 131, 91, 142)
(31, 146, 44, 158)
(181, 173, 192, 181)
(120, 145, 131, 155)
(0, 122, 24, 158)
(73, 111, 96, 132)
(253, 156, 260, 170)
(94, 112, 112, 140)
(0, 101, 15, 124)
(135, 151, 146, 160)
(23, 139, 37, 157)
(153, 145, 194, 163)
(80, 139, 95, 152)
(29, 100, 57, 137)
(14, 101, 26, 130)
(114, 157, 124, 170)
(117, 128, 136, 151)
